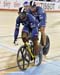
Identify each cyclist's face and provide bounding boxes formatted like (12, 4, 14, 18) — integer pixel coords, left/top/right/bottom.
(30, 6, 36, 13)
(19, 13, 26, 21)
(24, 6, 30, 11)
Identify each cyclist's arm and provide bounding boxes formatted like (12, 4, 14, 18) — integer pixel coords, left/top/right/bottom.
(14, 16, 21, 43)
(38, 7, 46, 21)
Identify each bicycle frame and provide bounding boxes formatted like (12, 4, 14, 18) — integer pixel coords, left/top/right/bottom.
(24, 42, 36, 59)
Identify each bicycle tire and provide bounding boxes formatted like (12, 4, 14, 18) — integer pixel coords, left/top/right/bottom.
(17, 45, 30, 71)
(43, 35, 50, 55)
(40, 35, 50, 55)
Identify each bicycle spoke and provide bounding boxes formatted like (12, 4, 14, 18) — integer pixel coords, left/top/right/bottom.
(18, 59, 22, 62)
(21, 48, 24, 54)
(25, 58, 29, 63)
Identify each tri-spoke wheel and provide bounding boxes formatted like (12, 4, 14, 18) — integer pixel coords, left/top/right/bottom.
(17, 46, 30, 71)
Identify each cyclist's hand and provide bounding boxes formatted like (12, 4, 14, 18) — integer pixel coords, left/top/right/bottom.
(13, 40, 18, 46)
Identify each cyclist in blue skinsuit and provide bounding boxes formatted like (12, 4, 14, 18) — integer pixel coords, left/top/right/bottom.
(14, 7, 40, 56)
(23, 1, 46, 47)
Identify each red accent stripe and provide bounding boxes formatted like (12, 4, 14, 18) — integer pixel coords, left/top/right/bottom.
(0, 8, 18, 12)
(0, 9, 60, 13)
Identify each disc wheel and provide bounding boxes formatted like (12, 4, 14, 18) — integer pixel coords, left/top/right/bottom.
(40, 35, 50, 55)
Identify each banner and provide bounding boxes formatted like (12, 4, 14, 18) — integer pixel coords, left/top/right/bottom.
(0, 0, 60, 11)
(0, 0, 21, 9)
(35, 1, 60, 11)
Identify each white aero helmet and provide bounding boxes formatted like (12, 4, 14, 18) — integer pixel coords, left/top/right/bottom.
(23, 1, 30, 6)
(19, 7, 26, 19)
(30, 1, 36, 7)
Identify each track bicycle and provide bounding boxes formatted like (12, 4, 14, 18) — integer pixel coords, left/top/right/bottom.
(17, 31, 50, 71)
(17, 36, 43, 71)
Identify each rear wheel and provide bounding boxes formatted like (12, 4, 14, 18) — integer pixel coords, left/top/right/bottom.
(17, 46, 30, 71)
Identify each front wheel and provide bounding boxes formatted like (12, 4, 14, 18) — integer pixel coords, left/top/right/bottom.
(17, 46, 30, 71)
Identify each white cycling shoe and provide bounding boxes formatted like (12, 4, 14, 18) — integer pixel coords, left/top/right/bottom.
(35, 55, 39, 66)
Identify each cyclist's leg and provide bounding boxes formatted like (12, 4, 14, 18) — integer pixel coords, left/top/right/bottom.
(39, 13, 46, 46)
(22, 26, 29, 43)
(39, 26, 46, 46)
(31, 27, 40, 55)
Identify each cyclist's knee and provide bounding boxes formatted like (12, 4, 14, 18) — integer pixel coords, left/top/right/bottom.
(32, 37, 38, 45)
(22, 32, 28, 42)
(40, 27, 45, 33)
(41, 30, 46, 37)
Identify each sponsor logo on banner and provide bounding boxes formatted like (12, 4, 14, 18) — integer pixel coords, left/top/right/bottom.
(0, 0, 21, 9)
(35, 1, 55, 11)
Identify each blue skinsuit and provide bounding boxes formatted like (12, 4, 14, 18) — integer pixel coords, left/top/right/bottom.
(14, 13, 39, 42)
(28, 6, 46, 28)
